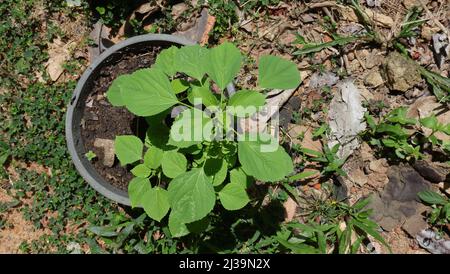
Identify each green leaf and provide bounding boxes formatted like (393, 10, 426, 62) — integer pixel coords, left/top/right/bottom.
(205, 42, 242, 90)
(227, 90, 266, 117)
(258, 55, 301, 89)
(238, 133, 293, 182)
(186, 216, 210, 234)
(145, 111, 171, 149)
(153, 46, 179, 77)
(190, 83, 219, 107)
(168, 211, 189, 238)
(128, 177, 151, 208)
(219, 182, 250, 210)
(174, 45, 209, 80)
(351, 218, 390, 252)
(142, 187, 170, 222)
(420, 115, 439, 130)
(168, 168, 216, 224)
(418, 190, 447, 205)
(300, 147, 323, 158)
(171, 79, 190, 94)
(121, 68, 178, 116)
(288, 170, 318, 182)
(168, 108, 213, 148)
(115, 135, 143, 166)
(161, 150, 187, 178)
(229, 168, 252, 188)
(204, 158, 227, 186)
(106, 74, 132, 106)
(143, 146, 164, 169)
(131, 164, 152, 178)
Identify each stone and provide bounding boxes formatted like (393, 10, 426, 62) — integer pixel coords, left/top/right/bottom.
(413, 160, 449, 183)
(368, 165, 431, 231)
(383, 52, 421, 92)
(348, 168, 368, 186)
(93, 138, 115, 167)
(402, 209, 428, 237)
(364, 70, 384, 87)
(403, 0, 421, 9)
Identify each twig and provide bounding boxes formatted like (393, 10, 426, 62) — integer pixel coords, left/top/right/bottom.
(419, 0, 448, 36)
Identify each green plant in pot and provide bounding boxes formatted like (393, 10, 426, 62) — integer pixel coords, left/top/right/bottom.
(106, 42, 301, 237)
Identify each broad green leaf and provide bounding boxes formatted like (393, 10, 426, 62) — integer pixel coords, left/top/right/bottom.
(128, 177, 151, 208)
(168, 211, 190, 238)
(258, 55, 301, 89)
(190, 84, 219, 107)
(238, 133, 293, 182)
(143, 146, 164, 169)
(420, 115, 439, 130)
(115, 135, 143, 166)
(186, 216, 210, 234)
(218, 182, 250, 210)
(228, 90, 266, 107)
(142, 187, 170, 222)
(145, 113, 171, 149)
(418, 190, 447, 205)
(204, 158, 227, 186)
(106, 74, 132, 106)
(171, 79, 190, 94)
(227, 90, 266, 117)
(131, 164, 152, 178)
(121, 68, 178, 116)
(161, 150, 187, 178)
(168, 108, 213, 148)
(153, 46, 179, 77)
(205, 42, 242, 90)
(174, 45, 209, 80)
(229, 167, 252, 188)
(168, 168, 216, 224)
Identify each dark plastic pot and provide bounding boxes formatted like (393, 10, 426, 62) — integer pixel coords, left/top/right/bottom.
(66, 34, 198, 206)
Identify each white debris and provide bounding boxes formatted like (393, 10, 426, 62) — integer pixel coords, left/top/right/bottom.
(416, 229, 450, 254)
(328, 79, 367, 159)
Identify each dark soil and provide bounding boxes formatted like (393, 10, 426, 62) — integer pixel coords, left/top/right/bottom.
(81, 46, 162, 191)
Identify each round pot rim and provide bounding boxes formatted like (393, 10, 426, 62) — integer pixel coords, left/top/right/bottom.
(66, 34, 197, 206)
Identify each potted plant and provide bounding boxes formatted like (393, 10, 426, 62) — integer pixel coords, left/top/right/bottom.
(67, 34, 301, 237)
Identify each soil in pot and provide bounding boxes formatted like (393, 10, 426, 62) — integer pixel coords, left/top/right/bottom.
(80, 46, 163, 191)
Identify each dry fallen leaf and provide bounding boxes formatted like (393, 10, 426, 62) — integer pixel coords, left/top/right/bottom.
(283, 196, 297, 222)
(46, 38, 76, 81)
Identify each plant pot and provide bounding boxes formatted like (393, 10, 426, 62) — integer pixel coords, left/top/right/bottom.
(66, 34, 198, 206)
(66, 34, 236, 206)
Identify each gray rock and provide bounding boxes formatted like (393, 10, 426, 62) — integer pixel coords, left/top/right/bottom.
(368, 165, 431, 231)
(413, 160, 449, 183)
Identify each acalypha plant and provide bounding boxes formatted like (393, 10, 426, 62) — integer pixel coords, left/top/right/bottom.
(106, 42, 301, 237)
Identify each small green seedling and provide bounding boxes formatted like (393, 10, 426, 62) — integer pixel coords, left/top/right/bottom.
(365, 107, 450, 160)
(276, 197, 390, 254)
(295, 143, 347, 178)
(418, 190, 450, 232)
(85, 150, 97, 161)
(106, 42, 301, 237)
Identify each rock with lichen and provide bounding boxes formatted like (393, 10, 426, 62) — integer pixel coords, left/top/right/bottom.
(383, 52, 421, 92)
